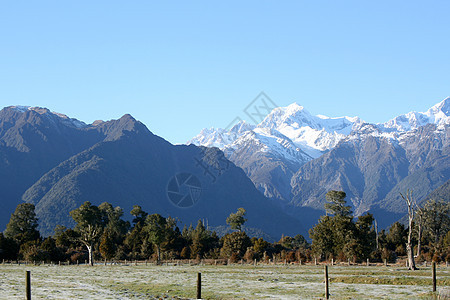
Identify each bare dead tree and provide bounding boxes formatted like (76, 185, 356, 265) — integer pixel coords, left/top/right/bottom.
(400, 190, 417, 270)
(415, 205, 424, 258)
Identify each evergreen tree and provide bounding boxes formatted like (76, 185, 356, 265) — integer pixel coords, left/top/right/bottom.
(226, 208, 247, 232)
(421, 199, 450, 248)
(70, 201, 103, 266)
(5, 203, 40, 245)
(0, 232, 18, 260)
(324, 191, 352, 217)
(144, 214, 167, 262)
(220, 231, 251, 259)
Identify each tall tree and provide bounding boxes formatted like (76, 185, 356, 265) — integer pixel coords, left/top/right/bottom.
(130, 205, 148, 226)
(4, 203, 40, 245)
(421, 199, 450, 249)
(220, 231, 251, 259)
(400, 190, 417, 270)
(189, 220, 219, 259)
(324, 191, 352, 217)
(311, 190, 377, 262)
(144, 214, 167, 262)
(98, 202, 129, 259)
(355, 213, 376, 259)
(309, 215, 335, 260)
(385, 222, 407, 253)
(226, 208, 247, 232)
(0, 232, 18, 260)
(70, 202, 102, 266)
(125, 206, 149, 259)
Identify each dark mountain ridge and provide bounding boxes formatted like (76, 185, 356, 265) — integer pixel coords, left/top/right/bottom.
(1, 107, 304, 239)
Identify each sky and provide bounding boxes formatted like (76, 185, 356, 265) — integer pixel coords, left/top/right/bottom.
(0, 1, 449, 144)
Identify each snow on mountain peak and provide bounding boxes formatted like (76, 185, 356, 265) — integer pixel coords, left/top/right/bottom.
(380, 96, 450, 132)
(430, 96, 450, 115)
(10, 105, 31, 112)
(229, 120, 255, 134)
(189, 97, 449, 166)
(285, 102, 306, 114)
(190, 102, 364, 161)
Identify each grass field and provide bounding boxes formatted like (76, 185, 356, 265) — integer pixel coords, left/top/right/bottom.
(1, 262, 449, 299)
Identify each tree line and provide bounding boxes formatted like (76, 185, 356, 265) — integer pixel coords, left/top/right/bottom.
(0, 191, 448, 266)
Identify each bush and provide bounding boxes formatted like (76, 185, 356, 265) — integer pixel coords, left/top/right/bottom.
(381, 248, 396, 263)
(180, 246, 190, 259)
(286, 251, 296, 263)
(243, 247, 254, 263)
(370, 249, 382, 262)
(432, 253, 442, 263)
(230, 252, 239, 263)
(395, 245, 406, 256)
(70, 251, 87, 263)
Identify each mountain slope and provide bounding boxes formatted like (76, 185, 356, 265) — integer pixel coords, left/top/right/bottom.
(0, 106, 106, 229)
(290, 123, 449, 228)
(189, 103, 363, 200)
(21, 114, 305, 238)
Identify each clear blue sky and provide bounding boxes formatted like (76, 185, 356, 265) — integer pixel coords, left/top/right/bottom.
(1, 1, 449, 143)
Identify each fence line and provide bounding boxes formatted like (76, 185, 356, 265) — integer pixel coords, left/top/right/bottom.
(2, 258, 449, 267)
(20, 264, 442, 299)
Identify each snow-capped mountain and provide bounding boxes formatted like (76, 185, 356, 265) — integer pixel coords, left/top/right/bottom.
(188, 103, 364, 200)
(259, 103, 363, 157)
(188, 97, 450, 202)
(190, 98, 450, 160)
(192, 121, 256, 150)
(189, 103, 363, 159)
(378, 97, 450, 132)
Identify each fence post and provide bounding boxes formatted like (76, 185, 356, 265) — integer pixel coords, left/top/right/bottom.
(26, 271, 31, 300)
(367, 258, 369, 266)
(324, 265, 329, 299)
(197, 272, 201, 299)
(432, 261, 436, 293)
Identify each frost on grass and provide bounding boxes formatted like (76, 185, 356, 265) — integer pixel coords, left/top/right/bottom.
(0, 264, 448, 299)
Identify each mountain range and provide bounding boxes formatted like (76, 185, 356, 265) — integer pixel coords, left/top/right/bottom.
(0, 106, 303, 238)
(1, 97, 448, 238)
(189, 97, 450, 228)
